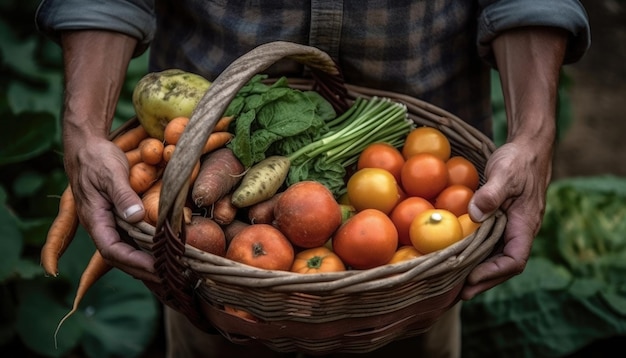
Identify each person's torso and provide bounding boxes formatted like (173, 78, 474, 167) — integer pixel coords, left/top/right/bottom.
(150, 0, 492, 135)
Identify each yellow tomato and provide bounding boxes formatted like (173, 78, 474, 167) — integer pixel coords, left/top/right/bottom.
(458, 213, 481, 237)
(409, 209, 463, 254)
(387, 245, 423, 264)
(347, 168, 400, 214)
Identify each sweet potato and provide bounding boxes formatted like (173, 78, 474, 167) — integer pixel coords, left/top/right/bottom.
(192, 148, 245, 208)
(212, 193, 237, 225)
(247, 192, 283, 224)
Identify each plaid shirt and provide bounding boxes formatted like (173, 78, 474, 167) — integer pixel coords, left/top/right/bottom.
(36, 0, 590, 137)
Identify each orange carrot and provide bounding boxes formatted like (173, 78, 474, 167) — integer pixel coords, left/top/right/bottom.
(213, 116, 235, 132)
(142, 179, 162, 226)
(162, 144, 177, 163)
(163, 116, 190, 145)
(129, 162, 161, 194)
(41, 186, 79, 277)
(202, 131, 234, 154)
(189, 160, 201, 185)
(113, 125, 149, 152)
(139, 137, 165, 165)
(54, 249, 113, 348)
(125, 147, 143, 167)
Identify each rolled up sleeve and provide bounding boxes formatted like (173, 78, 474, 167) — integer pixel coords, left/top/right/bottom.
(477, 0, 591, 66)
(35, 0, 156, 56)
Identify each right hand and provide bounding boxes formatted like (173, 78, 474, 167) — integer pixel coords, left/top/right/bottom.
(64, 133, 160, 283)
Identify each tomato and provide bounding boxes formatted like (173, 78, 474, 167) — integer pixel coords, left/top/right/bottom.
(274, 181, 343, 249)
(225, 224, 295, 271)
(400, 153, 448, 200)
(387, 245, 423, 264)
(434, 184, 474, 217)
(357, 142, 405, 183)
(390, 196, 434, 246)
(446, 156, 480, 191)
(458, 213, 481, 237)
(409, 209, 463, 254)
(290, 246, 346, 274)
(333, 209, 398, 269)
(347, 168, 400, 214)
(402, 126, 451, 162)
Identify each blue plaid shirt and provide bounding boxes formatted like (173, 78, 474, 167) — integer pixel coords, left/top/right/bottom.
(36, 0, 590, 137)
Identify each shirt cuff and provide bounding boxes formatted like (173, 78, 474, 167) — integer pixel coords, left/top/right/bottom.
(35, 0, 156, 56)
(477, 0, 591, 66)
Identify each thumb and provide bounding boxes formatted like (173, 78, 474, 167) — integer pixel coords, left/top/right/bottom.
(468, 177, 507, 223)
(110, 180, 145, 223)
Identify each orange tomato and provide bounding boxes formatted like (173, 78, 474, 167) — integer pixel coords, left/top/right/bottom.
(389, 196, 435, 246)
(347, 168, 400, 214)
(434, 184, 474, 217)
(290, 246, 346, 274)
(400, 153, 448, 200)
(357, 142, 405, 183)
(409, 209, 463, 254)
(387, 245, 423, 264)
(446, 156, 480, 191)
(458, 213, 481, 237)
(402, 126, 451, 162)
(332, 209, 398, 269)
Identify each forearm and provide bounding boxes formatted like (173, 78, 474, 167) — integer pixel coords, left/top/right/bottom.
(60, 30, 137, 149)
(492, 26, 568, 148)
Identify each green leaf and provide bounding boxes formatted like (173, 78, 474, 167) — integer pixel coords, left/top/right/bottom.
(0, 111, 57, 165)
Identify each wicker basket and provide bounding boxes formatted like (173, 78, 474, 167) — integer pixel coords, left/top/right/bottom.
(114, 41, 506, 355)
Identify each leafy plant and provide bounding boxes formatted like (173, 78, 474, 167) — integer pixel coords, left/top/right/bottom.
(462, 176, 626, 358)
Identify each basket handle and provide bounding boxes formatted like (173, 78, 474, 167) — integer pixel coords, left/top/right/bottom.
(155, 41, 345, 235)
(149, 42, 347, 321)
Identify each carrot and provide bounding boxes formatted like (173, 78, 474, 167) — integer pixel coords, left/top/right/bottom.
(213, 115, 235, 132)
(162, 144, 177, 163)
(189, 160, 201, 184)
(142, 179, 162, 226)
(201, 131, 234, 154)
(54, 249, 113, 348)
(212, 193, 238, 225)
(163, 116, 190, 145)
(191, 148, 245, 208)
(113, 125, 149, 152)
(139, 137, 165, 165)
(125, 147, 143, 167)
(129, 162, 161, 194)
(41, 185, 79, 277)
(248, 192, 284, 224)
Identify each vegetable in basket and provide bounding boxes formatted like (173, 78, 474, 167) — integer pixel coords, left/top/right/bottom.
(226, 76, 414, 206)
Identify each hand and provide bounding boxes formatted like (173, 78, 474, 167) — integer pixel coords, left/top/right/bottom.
(460, 140, 551, 300)
(64, 134, 160, 283)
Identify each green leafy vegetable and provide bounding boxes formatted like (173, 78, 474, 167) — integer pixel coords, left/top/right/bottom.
(227, 75, 414, 196)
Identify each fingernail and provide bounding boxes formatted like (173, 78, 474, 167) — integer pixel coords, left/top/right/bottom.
(123, 204, 143, 219)
(468, 202, 487, 222)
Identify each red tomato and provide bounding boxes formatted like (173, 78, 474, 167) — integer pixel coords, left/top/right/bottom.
(390, 196, 435, 246)
(434, 184, 474, 217)
(357, 142, 405, 183)
(400, 153, 448, 200)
